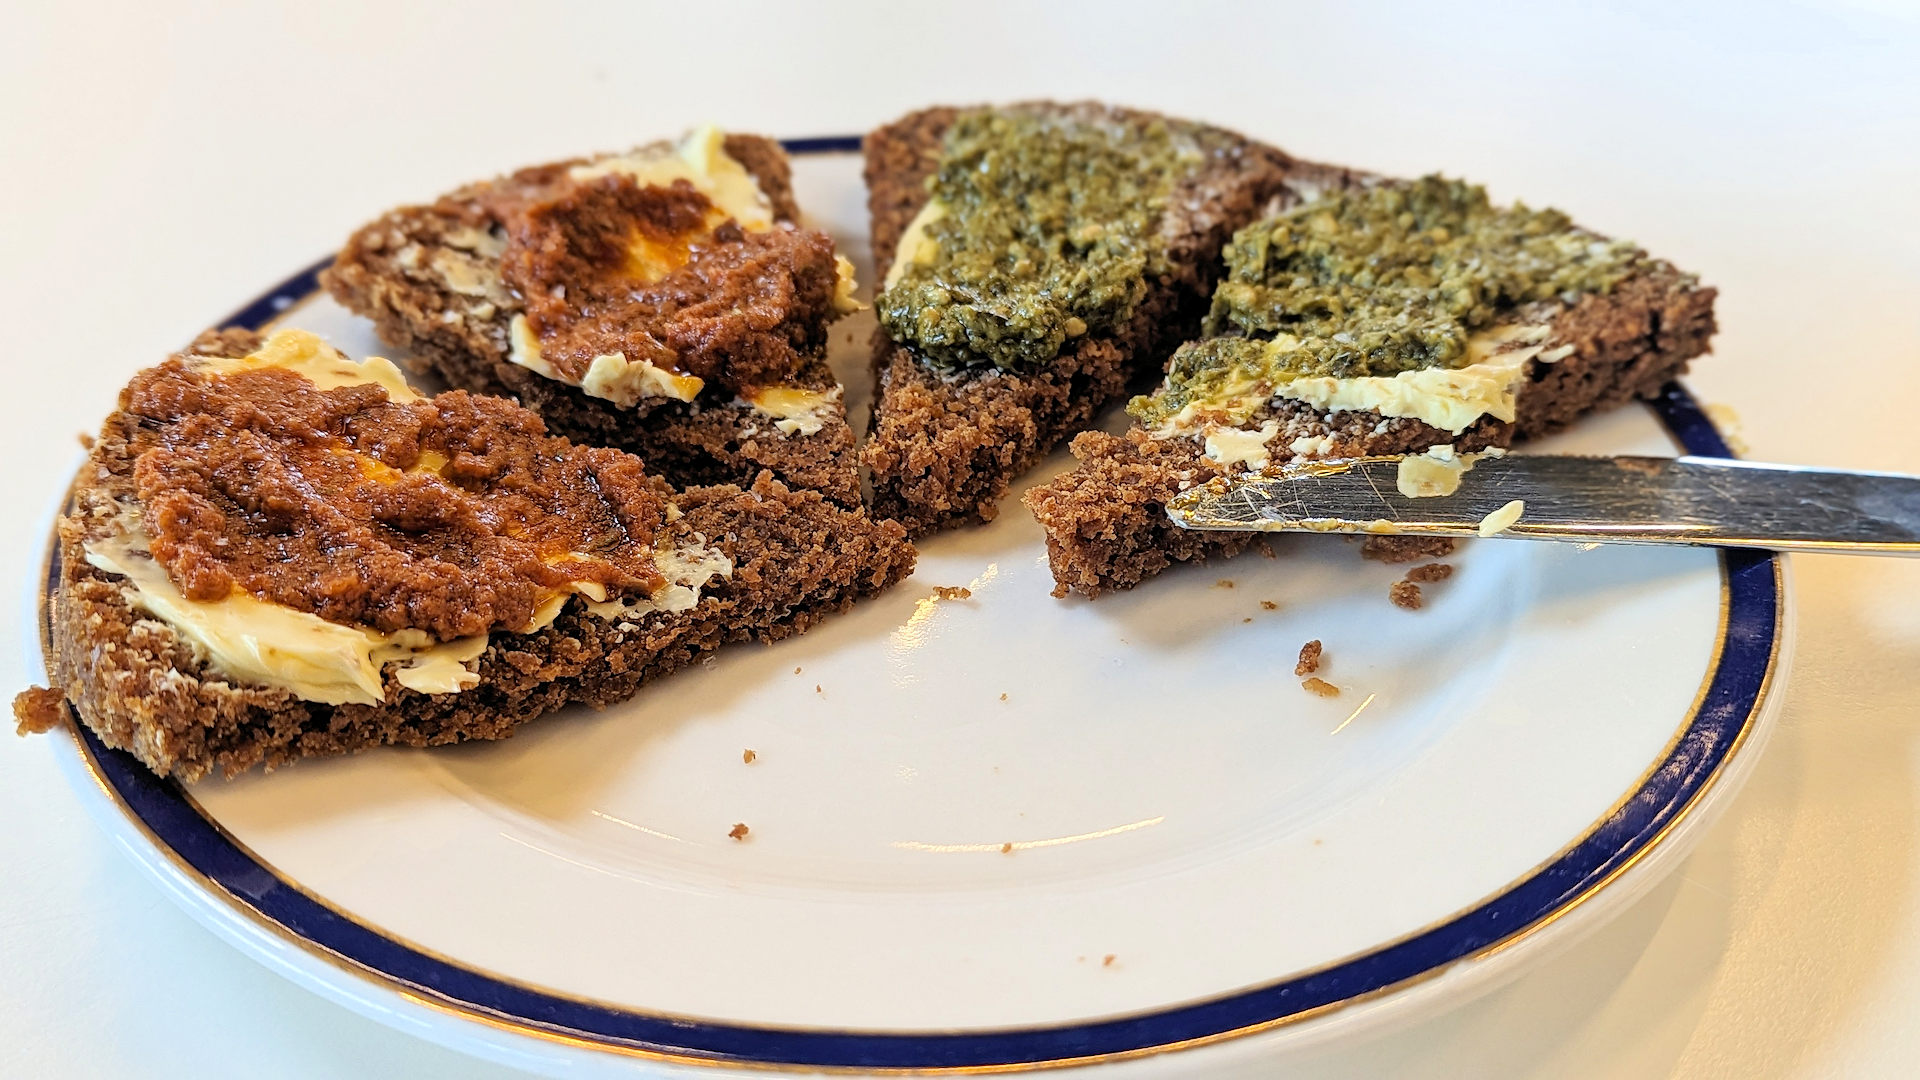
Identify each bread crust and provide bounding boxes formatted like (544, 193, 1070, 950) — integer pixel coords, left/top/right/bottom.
(322, 134, 860, 506)
(39, 331, 915, 781)
(861, 103, 1338, 535)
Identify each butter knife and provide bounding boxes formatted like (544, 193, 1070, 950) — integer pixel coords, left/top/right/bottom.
(1164, 455, 1920, 556)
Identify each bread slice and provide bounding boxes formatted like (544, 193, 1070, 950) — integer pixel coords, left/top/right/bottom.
(323, 131, 863, 506)
(16, 329, 915, 781)
(1024, 210, 1717, 597)
(861, 103, 1328, 535)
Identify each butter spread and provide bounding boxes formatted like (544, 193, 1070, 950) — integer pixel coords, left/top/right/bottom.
(86, 528, 485, 707)
(585, 537, 732, 620)
(1478, 499, 1526, 537)
(883, 199, 947, 292)
(1395, 444, 1472, 497)
(831, 255, 863, 315)
(570, 124, 775, 233)
(1203, 420, 1282, 471)
(1394, 444, 1509, 497)
(193, 329, 420, 403)
(744, 386, 841, 436)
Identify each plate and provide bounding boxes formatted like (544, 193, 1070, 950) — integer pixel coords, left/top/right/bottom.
(41, 141, 1786, 1077)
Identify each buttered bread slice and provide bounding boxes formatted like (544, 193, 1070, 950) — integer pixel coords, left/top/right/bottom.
(862, 102, 1317, 534)
(15, 329, 914, 780)
(1024, 175, 1717, 597)
(324, 127, 865, 505)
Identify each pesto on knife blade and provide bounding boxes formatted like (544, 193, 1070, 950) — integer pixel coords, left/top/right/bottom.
(876, 110, 1205, 373)
(1132, 176, 1651, 429)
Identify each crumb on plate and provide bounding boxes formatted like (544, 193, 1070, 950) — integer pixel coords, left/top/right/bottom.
(1301, 677, 1340, 698)
(1295, 639, 1323, 676)
(932, 585, 973, 600)
(1406, 562, 1453, 583)
(742, 749, 757, 764)
(729, 823, 750, 840)
(1389, 580, 1424, 610)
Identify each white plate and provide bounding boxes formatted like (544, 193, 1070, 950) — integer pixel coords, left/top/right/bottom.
(42, 144, 1786, 1077)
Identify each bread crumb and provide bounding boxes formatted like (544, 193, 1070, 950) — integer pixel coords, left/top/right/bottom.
(1000, 842, 1014, 854)
(932, 585, 972, 600)
(1214, 578, 1235, 589)
(1295, 640, 1323, 676)
(1406, 563, 1453, 583)
(77, 431, 95, 450)
(1102, 954, 1116, 967)
(742, 749, 757, 764)
(1258, 541, 1276, 559)
(1242, 617, 1252, 623)
(999, 692, 1008, 701)
(728, 823, 749, 840)
(12, 687, 65, 735)
(794, 666, 802, 675)
(1389, 581, 1424, 610)
(815, 684, 823, 695)
(1301, 677, 1340, 698)
(1361, 536, 1457, 564)
(1260, 600, 1278, 611)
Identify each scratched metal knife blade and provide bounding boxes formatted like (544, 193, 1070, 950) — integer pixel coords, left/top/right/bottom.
(1164, 455, 1920, 556)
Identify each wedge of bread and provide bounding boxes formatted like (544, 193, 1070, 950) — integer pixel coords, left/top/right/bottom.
(1024, 184, 1717, 598)
(862, 103, 1334, 535)
(16, 329, 915, 781)
(324, 130, 864, 505)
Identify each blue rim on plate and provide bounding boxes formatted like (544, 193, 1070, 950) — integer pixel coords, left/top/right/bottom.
(52, 137, 1781, 1073)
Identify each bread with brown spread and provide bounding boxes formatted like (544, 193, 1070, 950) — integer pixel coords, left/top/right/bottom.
(15, 329, 915, 781)
(323, 132, 864, 505)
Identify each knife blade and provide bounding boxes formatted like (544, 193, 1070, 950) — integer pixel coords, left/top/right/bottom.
(1163, 455, 1920, 556)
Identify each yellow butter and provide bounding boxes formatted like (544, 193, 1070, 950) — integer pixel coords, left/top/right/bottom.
(86, 532, 484, 707)
(1203, 420, 1281, 471)
(744, 386, 841, 437)
(1479, 499, 1527, 537)
(193, 329, 419, 404)
(882, 199, 947, 291)
(570, 124, 775, 232)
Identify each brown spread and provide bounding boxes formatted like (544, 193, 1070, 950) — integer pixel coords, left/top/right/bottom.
(490, 175, 841, 395)
(125, 357, 670, 642)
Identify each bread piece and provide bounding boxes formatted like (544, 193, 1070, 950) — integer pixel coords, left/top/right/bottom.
(1025, 266, 1717, 597)
(861, 103, 1330, 535)
(20, 330, 915, 781)
(324, 132, 862, 505)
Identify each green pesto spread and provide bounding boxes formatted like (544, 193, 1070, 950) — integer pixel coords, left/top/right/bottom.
(876, 110, 1205, 372)
(1130, 176, 1646, 428)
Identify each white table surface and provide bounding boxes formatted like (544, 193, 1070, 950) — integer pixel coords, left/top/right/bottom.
(4, 1, 1917, 1076)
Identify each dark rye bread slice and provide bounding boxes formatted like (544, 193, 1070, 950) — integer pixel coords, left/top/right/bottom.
(862, 103, 1328, 535)
(323, 134, 861, 506)
(17, 329, 915, 782)
(1024, 266, 1717, 597)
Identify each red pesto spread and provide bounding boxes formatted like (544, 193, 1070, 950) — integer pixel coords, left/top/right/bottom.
(126, 359, 669, 641)
(491, 174, 842, 392)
